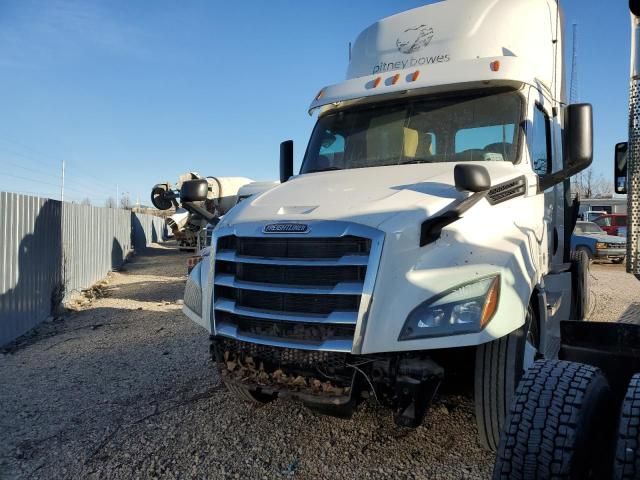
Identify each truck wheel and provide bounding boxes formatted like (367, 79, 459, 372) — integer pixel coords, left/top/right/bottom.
(613, 374, 640, 479)
(493, 360, 612, 480)
(475, 306, 539, 451)
(570, 249, 591, 320)
(223, 379, 274, 405)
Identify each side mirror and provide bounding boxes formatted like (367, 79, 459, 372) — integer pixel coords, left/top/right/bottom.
(454, 164, 491, 192)
(615, 142, 628, 194)
(180, 179, 209, 202)
(280, 140, 294, 183)
(564, 103, 593, 173)
(539, 103, 593, 191)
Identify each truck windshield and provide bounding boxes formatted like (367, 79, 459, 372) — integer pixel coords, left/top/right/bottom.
(301, 90, 523, 173)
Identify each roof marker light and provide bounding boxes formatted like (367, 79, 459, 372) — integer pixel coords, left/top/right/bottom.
(490, 61, 501, 72)
(391, 73, 400, 85)
(315, 89, 325, 101)
(410, 70, 420, 82)
(372, 77, 382, 88)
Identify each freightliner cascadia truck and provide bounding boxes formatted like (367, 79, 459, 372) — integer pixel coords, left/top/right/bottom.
(181, 0, 594, 451)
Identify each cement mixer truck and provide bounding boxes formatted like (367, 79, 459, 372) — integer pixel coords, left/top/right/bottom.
(182, 0, 595, 453)
(151, 173, 253, 250)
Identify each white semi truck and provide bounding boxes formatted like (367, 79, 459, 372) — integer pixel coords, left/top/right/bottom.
(182, 0, 594, 451)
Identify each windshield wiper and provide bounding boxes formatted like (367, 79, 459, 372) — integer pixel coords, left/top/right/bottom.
(305, 167, 342, 173)
(399, 159, 434, 165)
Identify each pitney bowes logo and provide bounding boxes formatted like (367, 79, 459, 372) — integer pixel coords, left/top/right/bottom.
(263, 223, 310, 234)
(396, 25, 434, 54)
(372, 24, 448, 74)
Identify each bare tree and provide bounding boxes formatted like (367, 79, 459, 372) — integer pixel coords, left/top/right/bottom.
(120, 193, 132, 210)
(105, 197, 117, 208)
(572, 168, 613, 199)
(80, 198, 92, 206)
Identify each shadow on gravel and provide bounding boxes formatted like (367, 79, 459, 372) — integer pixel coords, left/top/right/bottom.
(105, 280, 185, 304)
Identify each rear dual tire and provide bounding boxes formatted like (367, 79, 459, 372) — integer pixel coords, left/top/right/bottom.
(493, 360, 613, 480)
(613, 374, 640, 479)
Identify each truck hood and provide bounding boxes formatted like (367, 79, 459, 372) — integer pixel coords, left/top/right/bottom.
(577, 232, 627, 244)
(221, 162, 528, 232)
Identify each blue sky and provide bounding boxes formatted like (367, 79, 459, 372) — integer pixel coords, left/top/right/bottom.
(0, 0, 631, 205)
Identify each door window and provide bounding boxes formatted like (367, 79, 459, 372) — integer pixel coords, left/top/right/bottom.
(529, 104, 552, 176)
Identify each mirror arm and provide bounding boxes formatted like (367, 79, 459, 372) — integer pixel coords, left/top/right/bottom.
(182, 201, 215, 222)
(539, 162, 590, 192)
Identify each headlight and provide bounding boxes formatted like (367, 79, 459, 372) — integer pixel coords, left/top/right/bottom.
(399, 275, 500, 341)
(595, 242, 607, 250)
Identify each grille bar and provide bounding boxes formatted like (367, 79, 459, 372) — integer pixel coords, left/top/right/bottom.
(214, 299, 358, 325)
(218, 312, 355, 342)
(214, 273, 364, 295)
(217, 236, 371, 259)
(216, 323, 353, 352)
(215, 250, 369, 267)
(215, 286, 361, 315)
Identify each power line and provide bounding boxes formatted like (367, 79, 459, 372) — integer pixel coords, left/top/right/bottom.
(0, 135, 137, 203)
(3, 172, 109, 199)
(0, 140, 122, 193)
(2, 154, 121, 197)
(4, 159, 60, 178)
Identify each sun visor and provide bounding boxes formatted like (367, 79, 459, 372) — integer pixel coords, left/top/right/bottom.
(309, 56, 531, 114)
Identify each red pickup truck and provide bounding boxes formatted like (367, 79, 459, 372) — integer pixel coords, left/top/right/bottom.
(593, 213, 627, 237)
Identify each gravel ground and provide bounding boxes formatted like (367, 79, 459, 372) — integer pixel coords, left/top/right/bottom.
(588, 262, 640, 322)
(2, 247, 639, 480)
(0, 243, 493, 480)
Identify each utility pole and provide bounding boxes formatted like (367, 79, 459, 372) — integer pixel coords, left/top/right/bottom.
(60, 159, 65, 202)
(116, 183, 119, 209)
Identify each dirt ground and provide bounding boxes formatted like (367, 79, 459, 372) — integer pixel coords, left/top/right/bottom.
(588, 262, 640, 322)
(1, 245, 639, 480)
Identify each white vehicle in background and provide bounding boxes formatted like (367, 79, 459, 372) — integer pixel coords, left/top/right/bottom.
(182, 0, 594, 451)
(583, 210, 608, 222)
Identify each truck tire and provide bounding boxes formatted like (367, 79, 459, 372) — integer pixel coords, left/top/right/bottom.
(570, 249, 590, 320)
(493, 360, 612, 480)
(613, 374, 640, 479)
(475, 306, 538, 451)
(223, 379, 274, 405)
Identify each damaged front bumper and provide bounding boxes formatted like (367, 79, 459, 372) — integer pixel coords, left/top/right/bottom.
(211, 336, 444, 427)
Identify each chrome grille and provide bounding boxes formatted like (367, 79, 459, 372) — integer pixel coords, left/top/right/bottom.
(211, 223, 383, 353)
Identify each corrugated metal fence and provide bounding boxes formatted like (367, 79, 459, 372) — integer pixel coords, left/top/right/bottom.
(0, 192, 167, 345)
